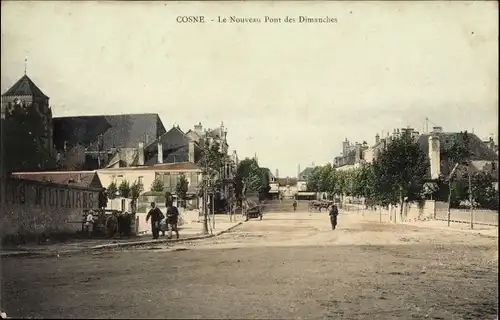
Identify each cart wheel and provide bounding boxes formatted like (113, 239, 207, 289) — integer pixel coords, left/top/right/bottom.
(105, 215, 118, 238)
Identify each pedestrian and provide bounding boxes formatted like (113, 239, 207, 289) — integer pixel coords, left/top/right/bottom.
(293, 199, 297, 211)
(166, 204, 180, 239)
(84, 209, 95, 238)
(146, 202, 163, 240)
(329, 204, 339, 230)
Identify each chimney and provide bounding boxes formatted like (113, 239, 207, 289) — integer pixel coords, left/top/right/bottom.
(276, 169, 279, 178)
(429, 135, 441, 179)
(297, 164, 301, 178)
(342, 139, 350, 156)
(375, 133, 380, 144)
(157, 143, 163, 164)
(355, 143, 362, 162)
(138, 142, 145, 166)
(194, 122, 203, 136)
(188, 140, 195, 163)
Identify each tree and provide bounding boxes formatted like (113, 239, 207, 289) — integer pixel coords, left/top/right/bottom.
(107, 181, 118, 200)
(471, 172, 498, 210)
(306, 166, 322, 192)
(150, 178, 164, 192)
(176, 174, 189, 208)
(4, 101, 56, 173)
(119, 180, 131, 198)
(235, 158, 264, 199)
(130, 180, 144, 213)
(372, 133, 429, 218)
(440, 131, 473, 208)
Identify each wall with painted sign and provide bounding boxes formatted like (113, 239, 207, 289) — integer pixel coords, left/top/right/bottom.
(1, 178, 100, 239)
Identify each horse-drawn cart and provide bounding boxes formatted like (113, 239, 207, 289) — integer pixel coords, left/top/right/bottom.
(244, 199, 263, 221)
(308, 200, 333, 212)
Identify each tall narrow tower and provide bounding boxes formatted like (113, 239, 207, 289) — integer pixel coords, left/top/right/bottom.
(297, 164, 301, 179)
(1, 73, 53, 159)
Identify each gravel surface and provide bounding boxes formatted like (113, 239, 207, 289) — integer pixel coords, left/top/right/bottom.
(1, 212, 498, 319)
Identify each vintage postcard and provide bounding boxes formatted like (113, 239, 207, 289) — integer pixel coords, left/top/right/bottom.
(1, 1, 498, 319)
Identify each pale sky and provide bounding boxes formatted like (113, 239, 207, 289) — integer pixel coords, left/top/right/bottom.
(1, 1, 498, 177)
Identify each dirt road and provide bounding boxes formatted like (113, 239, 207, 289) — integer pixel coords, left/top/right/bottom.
(1, 211, 498, 319)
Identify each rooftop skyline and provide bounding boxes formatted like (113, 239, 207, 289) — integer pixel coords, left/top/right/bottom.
(2, 1, 497, 176)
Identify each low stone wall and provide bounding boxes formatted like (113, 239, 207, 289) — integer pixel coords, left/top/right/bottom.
(1, 178, 100, 242)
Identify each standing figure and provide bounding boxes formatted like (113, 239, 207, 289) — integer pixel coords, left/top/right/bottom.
(166, 204, 180, 239)
(329, 204, 339, 230)
(293, 199, 297, 211)
(146, 202, 163, 240)
(84, 209, 95, 238)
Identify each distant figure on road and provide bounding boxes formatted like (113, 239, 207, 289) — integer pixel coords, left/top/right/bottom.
(146, 202, 163, 240)
(166, 204, 180, 239)
(329, 204, 339, 230)
(293, 200, 297, 211)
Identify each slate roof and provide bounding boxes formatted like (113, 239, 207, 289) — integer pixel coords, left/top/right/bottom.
(10, 171, 103, 189)
(276, 177, 298, 186)
(298, 167, 315, 180)
(417, 132, 498, 179)
(2, 74, 49, 99)
(144, 126, 200, 166)
(53, 113, 166, 152)
(417, 132, 498, 162)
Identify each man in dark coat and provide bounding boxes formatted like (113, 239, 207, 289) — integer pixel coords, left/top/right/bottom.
(166, 204, 180, 239)
(329, 204, 339, 230)
(146, 202, 164, 239)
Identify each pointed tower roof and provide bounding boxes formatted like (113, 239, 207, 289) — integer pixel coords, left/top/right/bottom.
(2, 74, 49, 99)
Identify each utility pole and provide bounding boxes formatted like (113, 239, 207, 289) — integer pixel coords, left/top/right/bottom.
(0, 104, 6, 208)
(201, 131, 209, 235)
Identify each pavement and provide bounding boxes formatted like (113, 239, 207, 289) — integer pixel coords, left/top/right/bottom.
(1, 211, 497, 319)
(0, 214, 244, 257)
(357, 209, 499, 238)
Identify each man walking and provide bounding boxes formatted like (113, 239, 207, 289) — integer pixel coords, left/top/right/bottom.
(293, 199, 297, 211)
(329, 204, 339, 230)
(146, 202, 163, 240)
(166, 204, 180, 239)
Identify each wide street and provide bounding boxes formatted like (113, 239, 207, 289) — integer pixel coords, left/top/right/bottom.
(1, 210, 498, 319)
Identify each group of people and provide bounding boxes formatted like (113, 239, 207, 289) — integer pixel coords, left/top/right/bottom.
(146, 202, 180, 240)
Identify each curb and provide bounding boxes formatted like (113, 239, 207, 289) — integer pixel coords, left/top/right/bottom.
(1, 221, 245, 258)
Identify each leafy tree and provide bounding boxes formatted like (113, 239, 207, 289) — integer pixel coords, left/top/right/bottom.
(306, 166, 322, 192)
(176, 174, 189, 208)
(150, 178, 164, 192)
(130, 180, 144, 213)
(372, 133, 429, 218)
(471, 172, 498, 210)
(235, 158, 264, 199)
(4, 101, 56, 173)
(118, 180, 131, 198)
(107, 181, 118, 200)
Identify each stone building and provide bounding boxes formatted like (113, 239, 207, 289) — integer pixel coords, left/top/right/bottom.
(53, 113, 168, 170)
(1, 74, 55, 167)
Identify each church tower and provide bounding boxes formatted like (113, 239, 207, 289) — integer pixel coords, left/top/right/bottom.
(1, 73, 54, 158)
